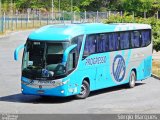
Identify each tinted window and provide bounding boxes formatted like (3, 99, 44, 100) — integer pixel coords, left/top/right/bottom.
(120, 32, 130, 49)
(71, 35, 83, 54)
(141, 30, 151, 47)
(83, 29, 150, 57)
(97, 34, 109, 52)
(131, 31, 140, 48)
(108, 33, 119, 51)
(83, 35, 96, 56)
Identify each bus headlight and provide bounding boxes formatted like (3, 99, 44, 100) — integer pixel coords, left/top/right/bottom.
(21, 77, 31, 84)
(61, 90, 64, 93)
(62, 79, 69, 85)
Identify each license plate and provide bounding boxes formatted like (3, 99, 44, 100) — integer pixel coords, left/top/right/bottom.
(37, 90, 44, 94)
(32, 80, 55, 86)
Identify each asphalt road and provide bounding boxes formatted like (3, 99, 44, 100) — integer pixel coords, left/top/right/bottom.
(0, 31, 160, 114)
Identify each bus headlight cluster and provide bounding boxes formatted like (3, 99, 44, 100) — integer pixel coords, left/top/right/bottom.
(21, 77, 32, 84)
(61, 90, 64, 93)
(62, 79, 69, 85)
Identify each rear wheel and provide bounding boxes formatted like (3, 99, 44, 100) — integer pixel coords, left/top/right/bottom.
(129, 70, 136, 88)
(75, 80, 90, 99)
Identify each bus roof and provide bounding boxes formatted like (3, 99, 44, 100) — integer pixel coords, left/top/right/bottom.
(28, 23, 151, 41)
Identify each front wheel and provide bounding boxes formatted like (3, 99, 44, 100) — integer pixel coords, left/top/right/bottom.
(75, 80, 90, 99)
(129, 70, 136, 88)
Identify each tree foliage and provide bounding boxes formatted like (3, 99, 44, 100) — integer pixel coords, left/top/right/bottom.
(1, 0, 160, 50)
(103, 13, 160, 51)
(1, 0, 160, 14)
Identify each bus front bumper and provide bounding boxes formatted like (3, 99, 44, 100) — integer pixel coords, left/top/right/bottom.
(21, 77, 79, 97)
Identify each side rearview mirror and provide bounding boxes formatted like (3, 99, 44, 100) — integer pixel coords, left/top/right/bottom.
(14, 44, 25, 61)
(62, 44, 77, 65)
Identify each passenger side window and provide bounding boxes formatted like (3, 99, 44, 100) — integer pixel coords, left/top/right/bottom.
(83, 35, 97, 57)
(131, 31, 140, 48)
(82, 29, 150, 57)
(68, 35, 83, 70)
(109, 33, 119, 51)
(71, 35, 83, 54)
(67, 49, 76, 71)
(141, 30, 151, 47)
(97, 34, 109, 52)
(120, 32, 130, 49)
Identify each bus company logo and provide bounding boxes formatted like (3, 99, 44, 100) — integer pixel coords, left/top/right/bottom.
(42, 69, 49, 77)
(85, 56, 106, 66)
(112, 55, 126, 82)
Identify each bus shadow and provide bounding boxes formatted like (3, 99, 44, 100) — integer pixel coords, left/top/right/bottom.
(0, 94, 75, 104)
(0, 83, 145, 104)
(89, 82, 145, 97)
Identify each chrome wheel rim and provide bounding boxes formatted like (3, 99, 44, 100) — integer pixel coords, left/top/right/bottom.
(130, 74, 135, 86)
(80, 84, 87, 95)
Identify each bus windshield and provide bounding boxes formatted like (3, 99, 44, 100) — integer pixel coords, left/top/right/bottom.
(22, 41, 70, 80)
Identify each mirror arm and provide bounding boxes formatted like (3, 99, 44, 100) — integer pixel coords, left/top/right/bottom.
(14, 44, 25, 61)
(62, 44, 77, 64)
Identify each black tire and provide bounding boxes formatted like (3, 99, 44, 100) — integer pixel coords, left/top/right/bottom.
(75, 80, 90, 99)
(129, 70, 136, 88)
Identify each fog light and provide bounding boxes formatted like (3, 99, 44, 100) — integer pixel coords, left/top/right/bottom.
(61, 90, 64, 94)
(62, 79, 69, 85)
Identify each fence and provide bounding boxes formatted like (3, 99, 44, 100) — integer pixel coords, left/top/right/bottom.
(0, 11, 110, 33)
(0, 11, 160, 33)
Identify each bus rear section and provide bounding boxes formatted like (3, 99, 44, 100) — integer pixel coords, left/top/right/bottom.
(75, 28, 152, 93)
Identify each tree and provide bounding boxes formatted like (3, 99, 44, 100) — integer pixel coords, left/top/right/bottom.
(1, 0, 160, 15)
(14, 0, 51, 12)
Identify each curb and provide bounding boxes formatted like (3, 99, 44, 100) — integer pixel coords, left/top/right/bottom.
(151, 74, 160, 80)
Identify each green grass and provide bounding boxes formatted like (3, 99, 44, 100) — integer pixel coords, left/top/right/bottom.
(152, 60, 160, 77)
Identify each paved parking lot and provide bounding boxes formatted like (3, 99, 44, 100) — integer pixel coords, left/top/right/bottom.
(0, 31, 160, 114)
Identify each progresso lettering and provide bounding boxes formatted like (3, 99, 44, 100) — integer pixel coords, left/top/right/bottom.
(85, 56, 106, 66)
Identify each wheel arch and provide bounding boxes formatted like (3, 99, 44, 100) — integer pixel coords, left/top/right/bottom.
(131, 68, 137, 80)
(83, 77, 90, 85)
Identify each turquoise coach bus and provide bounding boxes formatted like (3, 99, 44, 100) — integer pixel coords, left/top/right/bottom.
(14, 23, 152, 99)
